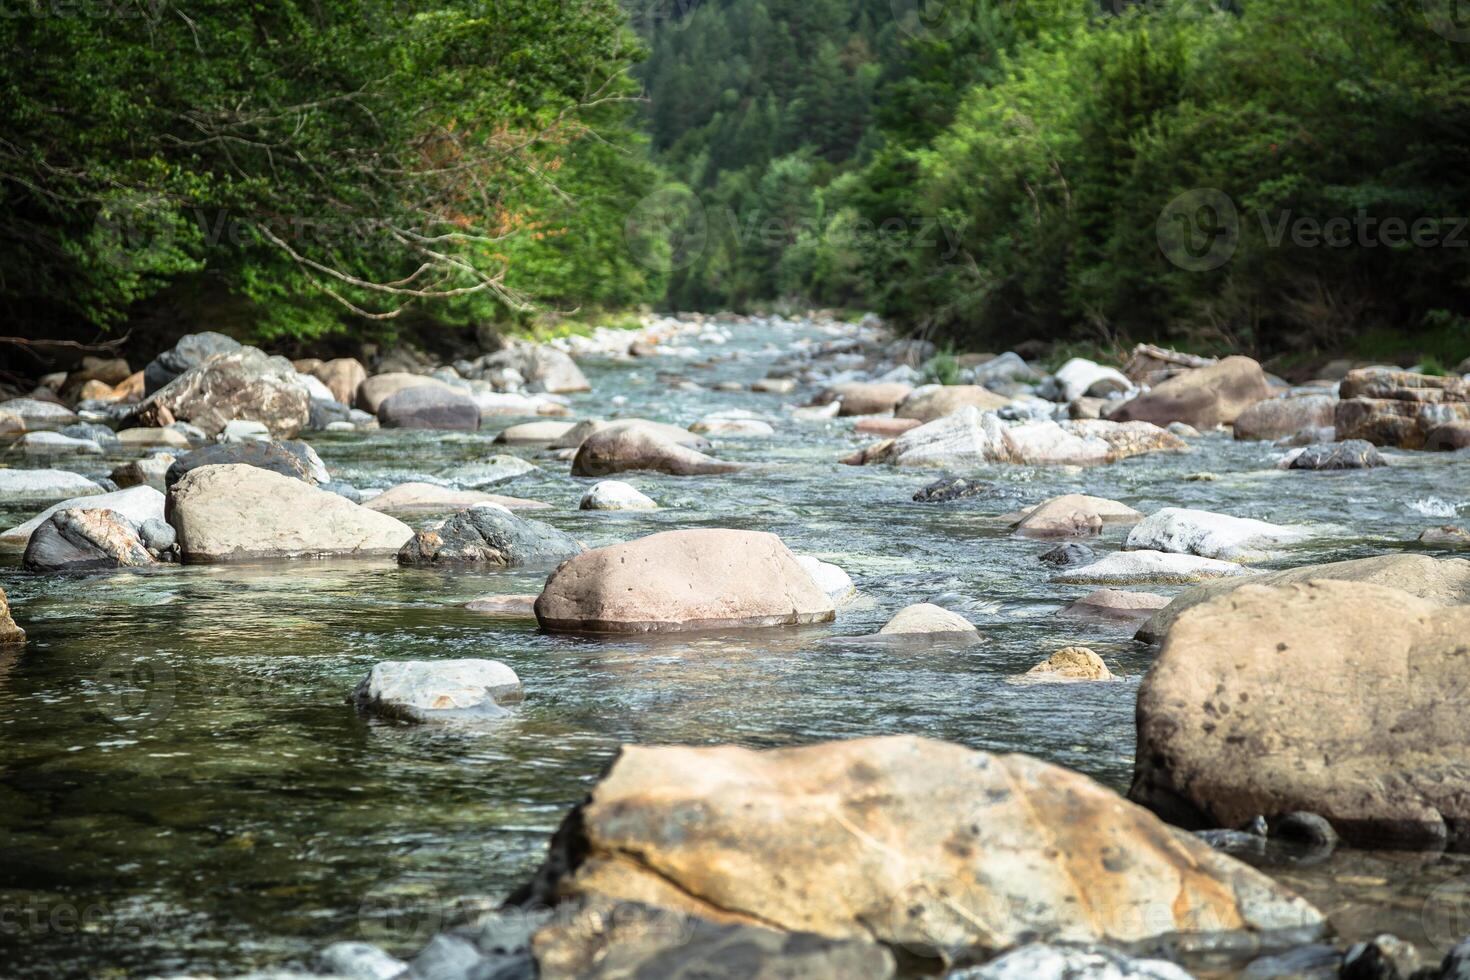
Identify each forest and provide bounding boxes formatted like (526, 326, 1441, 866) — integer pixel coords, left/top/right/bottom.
(3, 0, 1469, 361)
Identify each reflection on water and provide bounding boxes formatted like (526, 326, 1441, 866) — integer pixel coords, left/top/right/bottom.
(0, 320, 1467, 977)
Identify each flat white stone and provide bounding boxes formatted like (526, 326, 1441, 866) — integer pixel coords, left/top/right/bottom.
(353, 659, 522, 723)
(1125, 507, 1310, 562)
(1052, 550, 1251, 585)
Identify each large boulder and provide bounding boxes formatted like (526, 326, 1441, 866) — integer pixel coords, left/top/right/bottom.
(535, 529, 834, 633)
(376, 385, 480, 431)
(309, 358, 367, 406)
(127, 346, 311, 439)
(1106, 356, 1272, 429)
(143, 331, 241, 394)
(571, 425, 740, 477)
(1125, 508, 1309, 562)
(355, 373, 460, 414)
(1042, 358, 1134, 403)
(858, 408, 1184, 468)
(1052, 551, 1250, 586)
(364, 483, 547, 515)
(23, 508, 154, 572)
(1, 485, 165, 549)
(0, 469, 103, 503)
(1134, 553, 1470, 644)
(1012, 495, 1142, 538)
(396, 506, 582, 566)
(352, 659, 522, 723)
(0, 587, 22, 645)
(169, 464, 413, 562)
(1335, 369, 1470, 448)
(0, 397, 78, 430)
(1131, 580, 1470, 848)
(1233, 394, 1337, 442)
(896, 385, 1010, 423)
(164, 440, 328, 490)
(513, 735, 1323, 962)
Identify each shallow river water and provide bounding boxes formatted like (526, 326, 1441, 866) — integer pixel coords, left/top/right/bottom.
(3, 319, 1470, 978)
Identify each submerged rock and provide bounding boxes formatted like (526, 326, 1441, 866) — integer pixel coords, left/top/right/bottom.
(512, 735, 1324, 961)
(364, 482, 547, 515)
(1017, 647, 1115, 683)
(353, 659, 522, 723)
(1060, 588, 1171, 621)
(170, 465, 412, 563)
(1125, 507, 1309, 562)
(1131, 579, 1470, 848)
(535, 529, 834, 633)
(579, 480, 657, 511)
(911, 477, 1000, 503)
(396, 506, 581, 567)
(23, 508, 154, 573)
(1053, 551, 1250, 586)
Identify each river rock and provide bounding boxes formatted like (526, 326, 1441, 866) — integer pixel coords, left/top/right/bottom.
(377, 385, 480, 431)
(365, 483, 547, 515)
(0, 587, 23, 645)
(354, 373, 459, 414)
(1060, 589, 1171, 621)
(117, 426, 193, 449)
(309, 358, 367, 406)
(579, 481, 657, 511)
(0, 469, 103, 502)
(1, 485, 165, 549)
(1017, 647, 1114, 683)
(23, 507, 154, 572)
(1335, 369, 1470, 448)
(397, 506, 581, 567)
(753, 377, 796, 394)
(1053, 550, 1250, 585)
(513, 735, 1324, 961)
(571, 425, 740, 477)
(552, 418, 710, 451)
(0, 397, 79, 430)
(143, 331, 241, 393)
(1043, 358, 1135, 403)
(688, 416, 774, 437)
(164, 440, 326, 490)
(1125, 507, 1309, 562)
(494, 419, 577, 445)
(9, 431, 102, 455)
(1286, 440, 1383, 470)
(316, 942, 408, 980)
(878, 603, 976, 634)
(219, 419, 270, 444)
(532, 896, 895, 980)
(170, 465, 412, 562)
(822, 381, 913, 416)
(1013, 495, 1142, 538)
(534, 529, 834, 633)
(855, 417, 922, 437)
(911, 477, 1004, 503)
(138, 518, 175, 553)
(1131, 579, 1470, 848)
(1421, 526, 1470, 547)
(352, 659, 522, 723)
(863, 407, 1184, 468)
(896, 384, 1010, 422)
(477, 344, 590, 394)
(455, 455, 538, 488)
(955, 943, 1193, 980)
(1233, 394, 1337, 441)
(1038, 542, 1095, 567)
(796, 555, 856, 603)
(1427, 420, 1470, 451)
(1106, 356, 1272, 429)
(128, 346, 311, 439)
(1133, 553, 1470, 644)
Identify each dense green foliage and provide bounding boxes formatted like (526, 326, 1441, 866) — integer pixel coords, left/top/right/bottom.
(640, 0, 1470, 357)
(0, 0, 662, 343)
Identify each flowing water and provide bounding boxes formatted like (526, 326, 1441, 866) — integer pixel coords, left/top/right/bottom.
(2, 318, 1470, 978)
